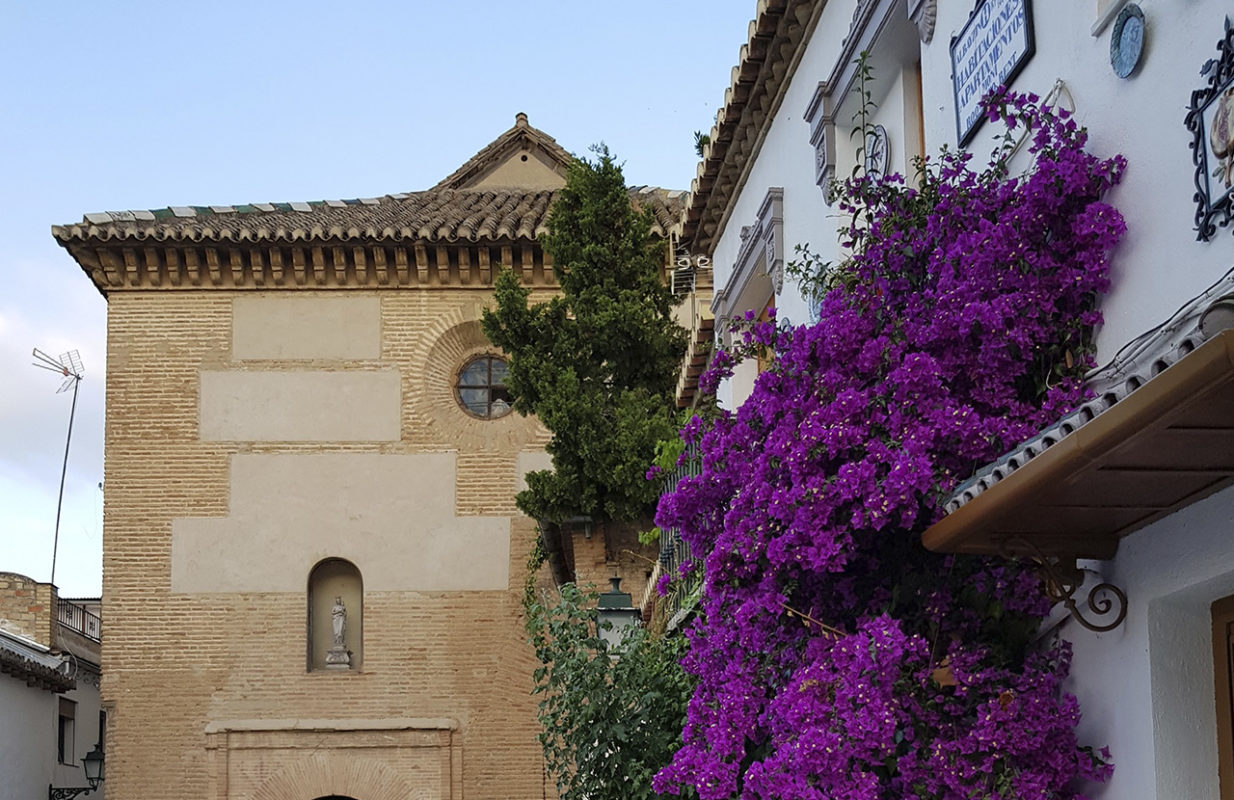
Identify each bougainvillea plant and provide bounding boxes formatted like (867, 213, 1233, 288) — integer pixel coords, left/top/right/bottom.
(652, 89, 1126, 799)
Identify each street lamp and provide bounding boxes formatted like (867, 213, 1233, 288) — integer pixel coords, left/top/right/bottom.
(49, 743, 104, 800)
(596, 573, 642, 650)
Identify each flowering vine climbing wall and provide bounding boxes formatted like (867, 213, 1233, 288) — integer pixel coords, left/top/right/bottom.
(653, 92, 1127, 799)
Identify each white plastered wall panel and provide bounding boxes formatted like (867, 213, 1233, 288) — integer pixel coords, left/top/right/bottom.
(922, 1, 1234, 364)
(1066, 485, 1234, 799)
(171, 452, 511, 594)
(711, 2, 858, 407)
(0, 676, 56, 800)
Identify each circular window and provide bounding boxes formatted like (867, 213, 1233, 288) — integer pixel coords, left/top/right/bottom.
(456, 355, 513, 419)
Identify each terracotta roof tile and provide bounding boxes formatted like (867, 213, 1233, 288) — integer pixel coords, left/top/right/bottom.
(682, 0, 819, 252)
(434, 111, 574, 190)
(0, 631, 75, 692)
(53, 187, 686, 247)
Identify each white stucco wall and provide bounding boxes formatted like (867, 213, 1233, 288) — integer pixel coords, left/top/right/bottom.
(702, 1, 1234, 795)
(923, 1, 1234, 365)
(710, 0, 929, 408)
(914, 4, 1234, 796)
(710, 2, 848, 408)
(714, 0, 1234, 378)
(53, 674, 105, 794)
(0, 674, 57, 800)
(1066, 484, 1234, 799)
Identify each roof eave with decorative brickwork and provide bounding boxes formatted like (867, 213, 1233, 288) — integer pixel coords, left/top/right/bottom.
(53, 114, 686, 296)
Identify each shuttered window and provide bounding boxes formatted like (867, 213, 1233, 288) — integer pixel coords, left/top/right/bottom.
(1211, 595, 1234, 800)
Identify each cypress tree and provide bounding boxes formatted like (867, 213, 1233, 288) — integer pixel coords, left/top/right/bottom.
(482, 145, 686, 524)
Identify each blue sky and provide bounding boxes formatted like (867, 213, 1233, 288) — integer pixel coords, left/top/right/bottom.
(0, 0, 755, 596)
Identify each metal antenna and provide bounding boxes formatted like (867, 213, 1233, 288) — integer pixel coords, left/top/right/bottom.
(32, 348, 85, 586)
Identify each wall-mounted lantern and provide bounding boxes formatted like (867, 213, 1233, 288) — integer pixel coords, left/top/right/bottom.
(49, 743, 105, 800)
(596, 573, 641, 650)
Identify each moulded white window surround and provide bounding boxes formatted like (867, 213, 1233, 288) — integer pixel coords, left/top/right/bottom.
(804, 84, 837, 203)
(711, 188, 784, 344)
(817, 0, 921, 123)
(805, 0, 922, 201)
(906, 0, 937, 43)
(1093, 0, 1131, 36)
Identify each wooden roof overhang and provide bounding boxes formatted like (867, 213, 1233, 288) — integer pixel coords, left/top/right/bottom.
(58, 237, 559, 295)
(923, 329, 1234, 560)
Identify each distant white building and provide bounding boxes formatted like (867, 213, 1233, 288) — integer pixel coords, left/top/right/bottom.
(1, 572, 104, 800)
(680, 1, 1234, 797)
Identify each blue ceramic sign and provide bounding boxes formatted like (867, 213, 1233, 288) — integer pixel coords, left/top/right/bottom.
(950, 0, 1036, 146)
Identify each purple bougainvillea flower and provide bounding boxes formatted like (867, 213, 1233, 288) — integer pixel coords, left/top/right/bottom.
(654, 90, 1123, 800)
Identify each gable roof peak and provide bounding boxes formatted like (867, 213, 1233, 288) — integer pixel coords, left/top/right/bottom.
(433, 113, 575, 191)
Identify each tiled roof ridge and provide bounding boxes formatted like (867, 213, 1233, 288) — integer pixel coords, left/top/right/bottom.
(432, 111, 576, 190)
(53, 186, 686, 247)
(0, 629, 75, 692)
(942, 266, 1234, 516)
(681, 0, 820, 252)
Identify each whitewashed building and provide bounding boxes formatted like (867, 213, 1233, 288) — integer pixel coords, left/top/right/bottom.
(681, 1, 1234, 797)
(1, 572, 105, 800)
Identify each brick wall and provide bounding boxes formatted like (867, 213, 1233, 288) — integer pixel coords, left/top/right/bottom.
(0, 572, 56, 647)
(100, 288, 597, 800)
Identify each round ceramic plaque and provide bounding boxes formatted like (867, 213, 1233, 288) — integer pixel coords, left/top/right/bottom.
(1110, 4, 1145, 79)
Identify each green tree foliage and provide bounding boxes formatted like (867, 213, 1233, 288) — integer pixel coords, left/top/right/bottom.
(482, 145, 686, 523)
(527, 583, 695, 800)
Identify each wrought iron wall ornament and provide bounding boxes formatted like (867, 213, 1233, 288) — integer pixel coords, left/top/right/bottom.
(999, 536, 1128, 633)
(49, 788, 96, 800)
(1186, 16, 1234, 241)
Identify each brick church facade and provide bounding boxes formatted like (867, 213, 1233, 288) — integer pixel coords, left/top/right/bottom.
(54, 114, 679, 800)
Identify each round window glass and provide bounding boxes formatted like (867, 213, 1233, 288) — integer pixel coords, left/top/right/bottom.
(456, 356, 513, 419)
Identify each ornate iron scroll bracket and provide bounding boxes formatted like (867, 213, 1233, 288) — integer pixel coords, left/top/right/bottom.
(1000, 536, 1128, 633)
(49, 787, 97, 800)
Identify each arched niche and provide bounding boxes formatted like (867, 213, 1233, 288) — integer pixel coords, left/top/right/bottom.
(307, 558, 363, 671)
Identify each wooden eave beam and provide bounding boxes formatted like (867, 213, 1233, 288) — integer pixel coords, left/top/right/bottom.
(923, 330, 1234, 560)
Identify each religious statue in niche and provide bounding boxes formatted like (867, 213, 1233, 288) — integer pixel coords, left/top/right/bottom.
(325, 596, 352, 669)
(1187, 16, 1234, 240)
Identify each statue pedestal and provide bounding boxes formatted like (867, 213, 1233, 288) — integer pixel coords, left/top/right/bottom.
(325, 645, 352, 669)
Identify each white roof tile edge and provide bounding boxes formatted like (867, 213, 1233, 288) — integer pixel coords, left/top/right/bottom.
(943, 264, 1234, 515)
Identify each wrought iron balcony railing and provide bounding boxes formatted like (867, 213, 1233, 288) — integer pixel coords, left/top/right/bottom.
(57, 598, 101, 642)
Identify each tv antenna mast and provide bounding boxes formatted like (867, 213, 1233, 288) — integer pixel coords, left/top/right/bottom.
(32, 348, 85, 586)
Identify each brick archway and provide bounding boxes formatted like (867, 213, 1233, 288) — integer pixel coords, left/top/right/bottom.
(251, 753, 425, 800)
